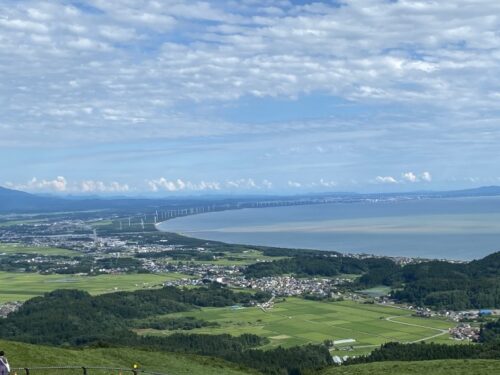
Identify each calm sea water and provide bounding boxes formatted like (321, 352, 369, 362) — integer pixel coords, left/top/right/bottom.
(158, 197, 500, 260)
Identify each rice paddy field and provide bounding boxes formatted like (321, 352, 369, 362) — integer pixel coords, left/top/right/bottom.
(0, 271, 191, 302)
(0, 243, 80, 257)
(145, 298, 457, 356)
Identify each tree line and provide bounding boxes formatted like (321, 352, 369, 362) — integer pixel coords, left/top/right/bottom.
(344, 340, 500, 366)
(243, 254, 395, 278)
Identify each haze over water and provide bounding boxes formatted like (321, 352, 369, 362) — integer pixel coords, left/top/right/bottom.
(159, 197, 500, 260)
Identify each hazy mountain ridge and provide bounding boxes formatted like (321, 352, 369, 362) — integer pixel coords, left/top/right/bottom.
(1, 185, 500, 213)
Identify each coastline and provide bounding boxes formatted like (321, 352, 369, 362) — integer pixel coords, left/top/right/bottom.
(155, 221, 468, 264)
(154, 199, 500, 261)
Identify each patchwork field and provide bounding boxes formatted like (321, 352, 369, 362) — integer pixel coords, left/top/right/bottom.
(0, 243, 80, 256)
(146, 298, 457, 355)
(176, 249, 290, 266)
(0, 271, 191, 302)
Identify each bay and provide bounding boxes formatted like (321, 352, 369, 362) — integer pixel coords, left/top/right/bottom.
(158, 197, 500, 260)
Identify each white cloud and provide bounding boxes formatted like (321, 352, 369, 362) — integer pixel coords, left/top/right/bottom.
(286, 179, 337, 189)
(375, 176, 398, 184)
(147, 177, 275, 192)
(374, 172, 433, 185)
(402, 172, 418, 183)
(225, 178, 274, 190)
(226, 178, 257, 189)
(0, 1, 499, 188)
(80, 180, 130, 193)
(2, 0, 500, 146)
(0, 18, 49, 33)
(147, 178, 221, 192)
(317, 178, 337, 188)
(261, 179, 273, 189)
(288, 181, 302, 188)
(421, 171, 432, 182)
(6, 177, 130, 194)
(7, 176, 68, 192)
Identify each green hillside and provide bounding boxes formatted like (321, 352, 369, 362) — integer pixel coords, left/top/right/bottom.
(322, 360, 500, 375)
(2, 339, 498, 375)
(0, 339, 255, 375)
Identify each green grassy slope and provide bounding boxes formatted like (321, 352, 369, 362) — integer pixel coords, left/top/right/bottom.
(0, 339, 255, 375)
(321, 360, 500, 375)
(3, 339, 498, 375)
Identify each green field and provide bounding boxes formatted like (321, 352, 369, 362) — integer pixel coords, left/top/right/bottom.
(0, 243, 80, 257)
(358, 286, 392, 297)
(0, 219, 46, 227)
(0, 271, 191, 302)
(0, 339, 255, 375)
(178, 249, 289, 266)
(143, 298, 456, 356)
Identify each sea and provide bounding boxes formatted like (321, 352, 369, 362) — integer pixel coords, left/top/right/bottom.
(158, 196, 500, 260)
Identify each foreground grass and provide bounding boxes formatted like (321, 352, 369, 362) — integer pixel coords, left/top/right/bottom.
(321, 360, 500, 375)
(0, 271, 191, 302)
(0, 339, 255, 375)
(140, 298, 456, 356)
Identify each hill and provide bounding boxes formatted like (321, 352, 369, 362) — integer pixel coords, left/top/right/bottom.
(0, 339, 254, 375)
(357, 251, 500, 310)
(3, 339, 498, 375)
(0, 186, 65, 212)
(0, 186, 165, 213)
(321, 360, 500, 375)
(0, 340, 500, 375)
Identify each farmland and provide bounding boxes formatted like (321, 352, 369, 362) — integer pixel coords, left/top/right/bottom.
(0, 271, 191, 302)
(0, 243, 80, 257)
(140, 298, 457, 356)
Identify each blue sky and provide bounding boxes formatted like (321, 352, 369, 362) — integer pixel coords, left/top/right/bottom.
(1, 0, 500, 195)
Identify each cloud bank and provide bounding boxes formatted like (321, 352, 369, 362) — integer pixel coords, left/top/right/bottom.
(1, 1, 499, 191)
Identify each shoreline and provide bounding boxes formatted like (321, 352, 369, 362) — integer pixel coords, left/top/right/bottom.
(154, 221, 469, 264)
(153, 197, 500, 262)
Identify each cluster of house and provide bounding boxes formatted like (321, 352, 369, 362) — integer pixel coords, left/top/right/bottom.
(449, 323, 480, 341)
(162, 272, 349, 299)
(411, 307, 498, 323)
(0, 220, 90, 239)
(257, 295, 276, 311)
(163, 278, 204, 287)
(8, 255, 80, 273)
(437, 309, 498, 322)
(243, 276, 338, 297)
(0, 301, 22, 318)
(160, 262, 241, 278)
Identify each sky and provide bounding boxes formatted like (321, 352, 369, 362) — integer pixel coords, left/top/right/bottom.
(1, 0, 500, 195)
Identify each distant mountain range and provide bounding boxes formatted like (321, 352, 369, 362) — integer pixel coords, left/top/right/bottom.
(1, 185, 500, 213)
(0, 186, 166, 213)
(0, 186, 64, 212)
